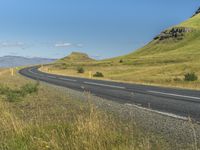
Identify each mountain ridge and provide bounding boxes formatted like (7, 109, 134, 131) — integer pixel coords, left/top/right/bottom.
(0, 55, 56, 68)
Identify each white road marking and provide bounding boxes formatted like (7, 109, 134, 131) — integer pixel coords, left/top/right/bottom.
(28, 69, 38, 75)
(59, 77, 77, 82)
(148, 90, 200, 100)
(28, 69, 46, 77)
(84, 81, 126, 89)
(124, 103, 188, 121)
(47, 76, 57, 79)
(28, 69, 76, 82)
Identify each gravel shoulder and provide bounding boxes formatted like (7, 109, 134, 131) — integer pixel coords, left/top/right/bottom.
(37, 81, 200, 148)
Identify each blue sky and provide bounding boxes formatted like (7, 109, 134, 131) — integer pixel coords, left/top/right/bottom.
(0, 0, 199, 59)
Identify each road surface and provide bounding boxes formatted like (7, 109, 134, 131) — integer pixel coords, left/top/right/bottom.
(19, 66, 200, 121)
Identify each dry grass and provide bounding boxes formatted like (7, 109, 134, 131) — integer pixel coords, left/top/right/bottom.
(40, 14, 200, 90)
(0, 69, 171, 150)
(41, 60, 200, 90)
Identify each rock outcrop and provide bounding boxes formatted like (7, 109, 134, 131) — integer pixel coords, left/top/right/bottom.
(154, 27, 191, 41)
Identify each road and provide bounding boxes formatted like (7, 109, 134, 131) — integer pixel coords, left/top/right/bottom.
(19, 66, 200, 121)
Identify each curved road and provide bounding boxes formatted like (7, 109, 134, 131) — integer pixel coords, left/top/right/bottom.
(19, 66, 200, 121)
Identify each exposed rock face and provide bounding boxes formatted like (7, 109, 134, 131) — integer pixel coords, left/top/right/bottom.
(154, 27, 192, 41)
(192, 7, 200, 17)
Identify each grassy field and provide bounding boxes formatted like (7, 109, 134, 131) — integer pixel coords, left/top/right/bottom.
(0, 69, 174, 150)
(42, 13, 200, 90)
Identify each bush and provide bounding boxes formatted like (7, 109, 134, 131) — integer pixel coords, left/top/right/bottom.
(93, 72, 104, 77)
(119, 59, 123, 63)
(77, 67, 85, 73)
(184, 72, 198, 81)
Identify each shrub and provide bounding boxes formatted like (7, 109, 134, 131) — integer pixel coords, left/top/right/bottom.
(184, 72, 198, 81)
(119, 59, 123, 63)
(93, 72, 104, 77)
(77, 67, 85, 73)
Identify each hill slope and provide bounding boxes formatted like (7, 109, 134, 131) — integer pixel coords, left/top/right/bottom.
(43, 52, 95, 74)
(117, 12, 200, 62)
(100, 10, 200, 89)
(59, 52, 94, 63)
(42, 9, 200, 89)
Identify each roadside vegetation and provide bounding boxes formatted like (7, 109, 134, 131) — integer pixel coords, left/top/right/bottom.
(93, 72, 104, 77)
(0, 69, 174, 150)
(77, 66, 85, 73)
(40, 13, 200, 90)
(0, 82, 39, 102)
(184, 72, 198, 81)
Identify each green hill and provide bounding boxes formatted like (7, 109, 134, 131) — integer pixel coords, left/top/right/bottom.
(101, 9, 200, 89)
(42, 8, 200, 89)
(115, 11, 200, 63)
(46, 52, 95, 70)
(59, 52, 95, 63)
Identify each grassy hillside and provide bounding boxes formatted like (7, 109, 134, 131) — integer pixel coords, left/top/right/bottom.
(0, 69, 172, 149)
(59, 52, 94, 63)
(42, 12, 200, 89)
(46, 52, 95, 71)
(122, 13, 200, 58)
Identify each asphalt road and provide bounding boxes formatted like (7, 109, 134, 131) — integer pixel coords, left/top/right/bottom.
(19, 66, 200, 121)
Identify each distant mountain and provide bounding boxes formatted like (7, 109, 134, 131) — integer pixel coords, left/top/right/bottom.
(0, 56, 56, 68)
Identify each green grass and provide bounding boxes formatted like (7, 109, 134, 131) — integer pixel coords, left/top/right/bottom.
(0, 82, 39, 102)
(0, 69, 172, 150)
(180, 13, 200, 29)
(42, 14, 200, 90)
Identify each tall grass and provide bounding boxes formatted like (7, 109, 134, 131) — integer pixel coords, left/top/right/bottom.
(0, 70, 170, 150)
(0, 93, 169, 150)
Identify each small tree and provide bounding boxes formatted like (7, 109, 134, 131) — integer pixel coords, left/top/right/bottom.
(184, 72, 198, 81)
(77, 67, 85, 73)
(119, 59, 123, 63)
